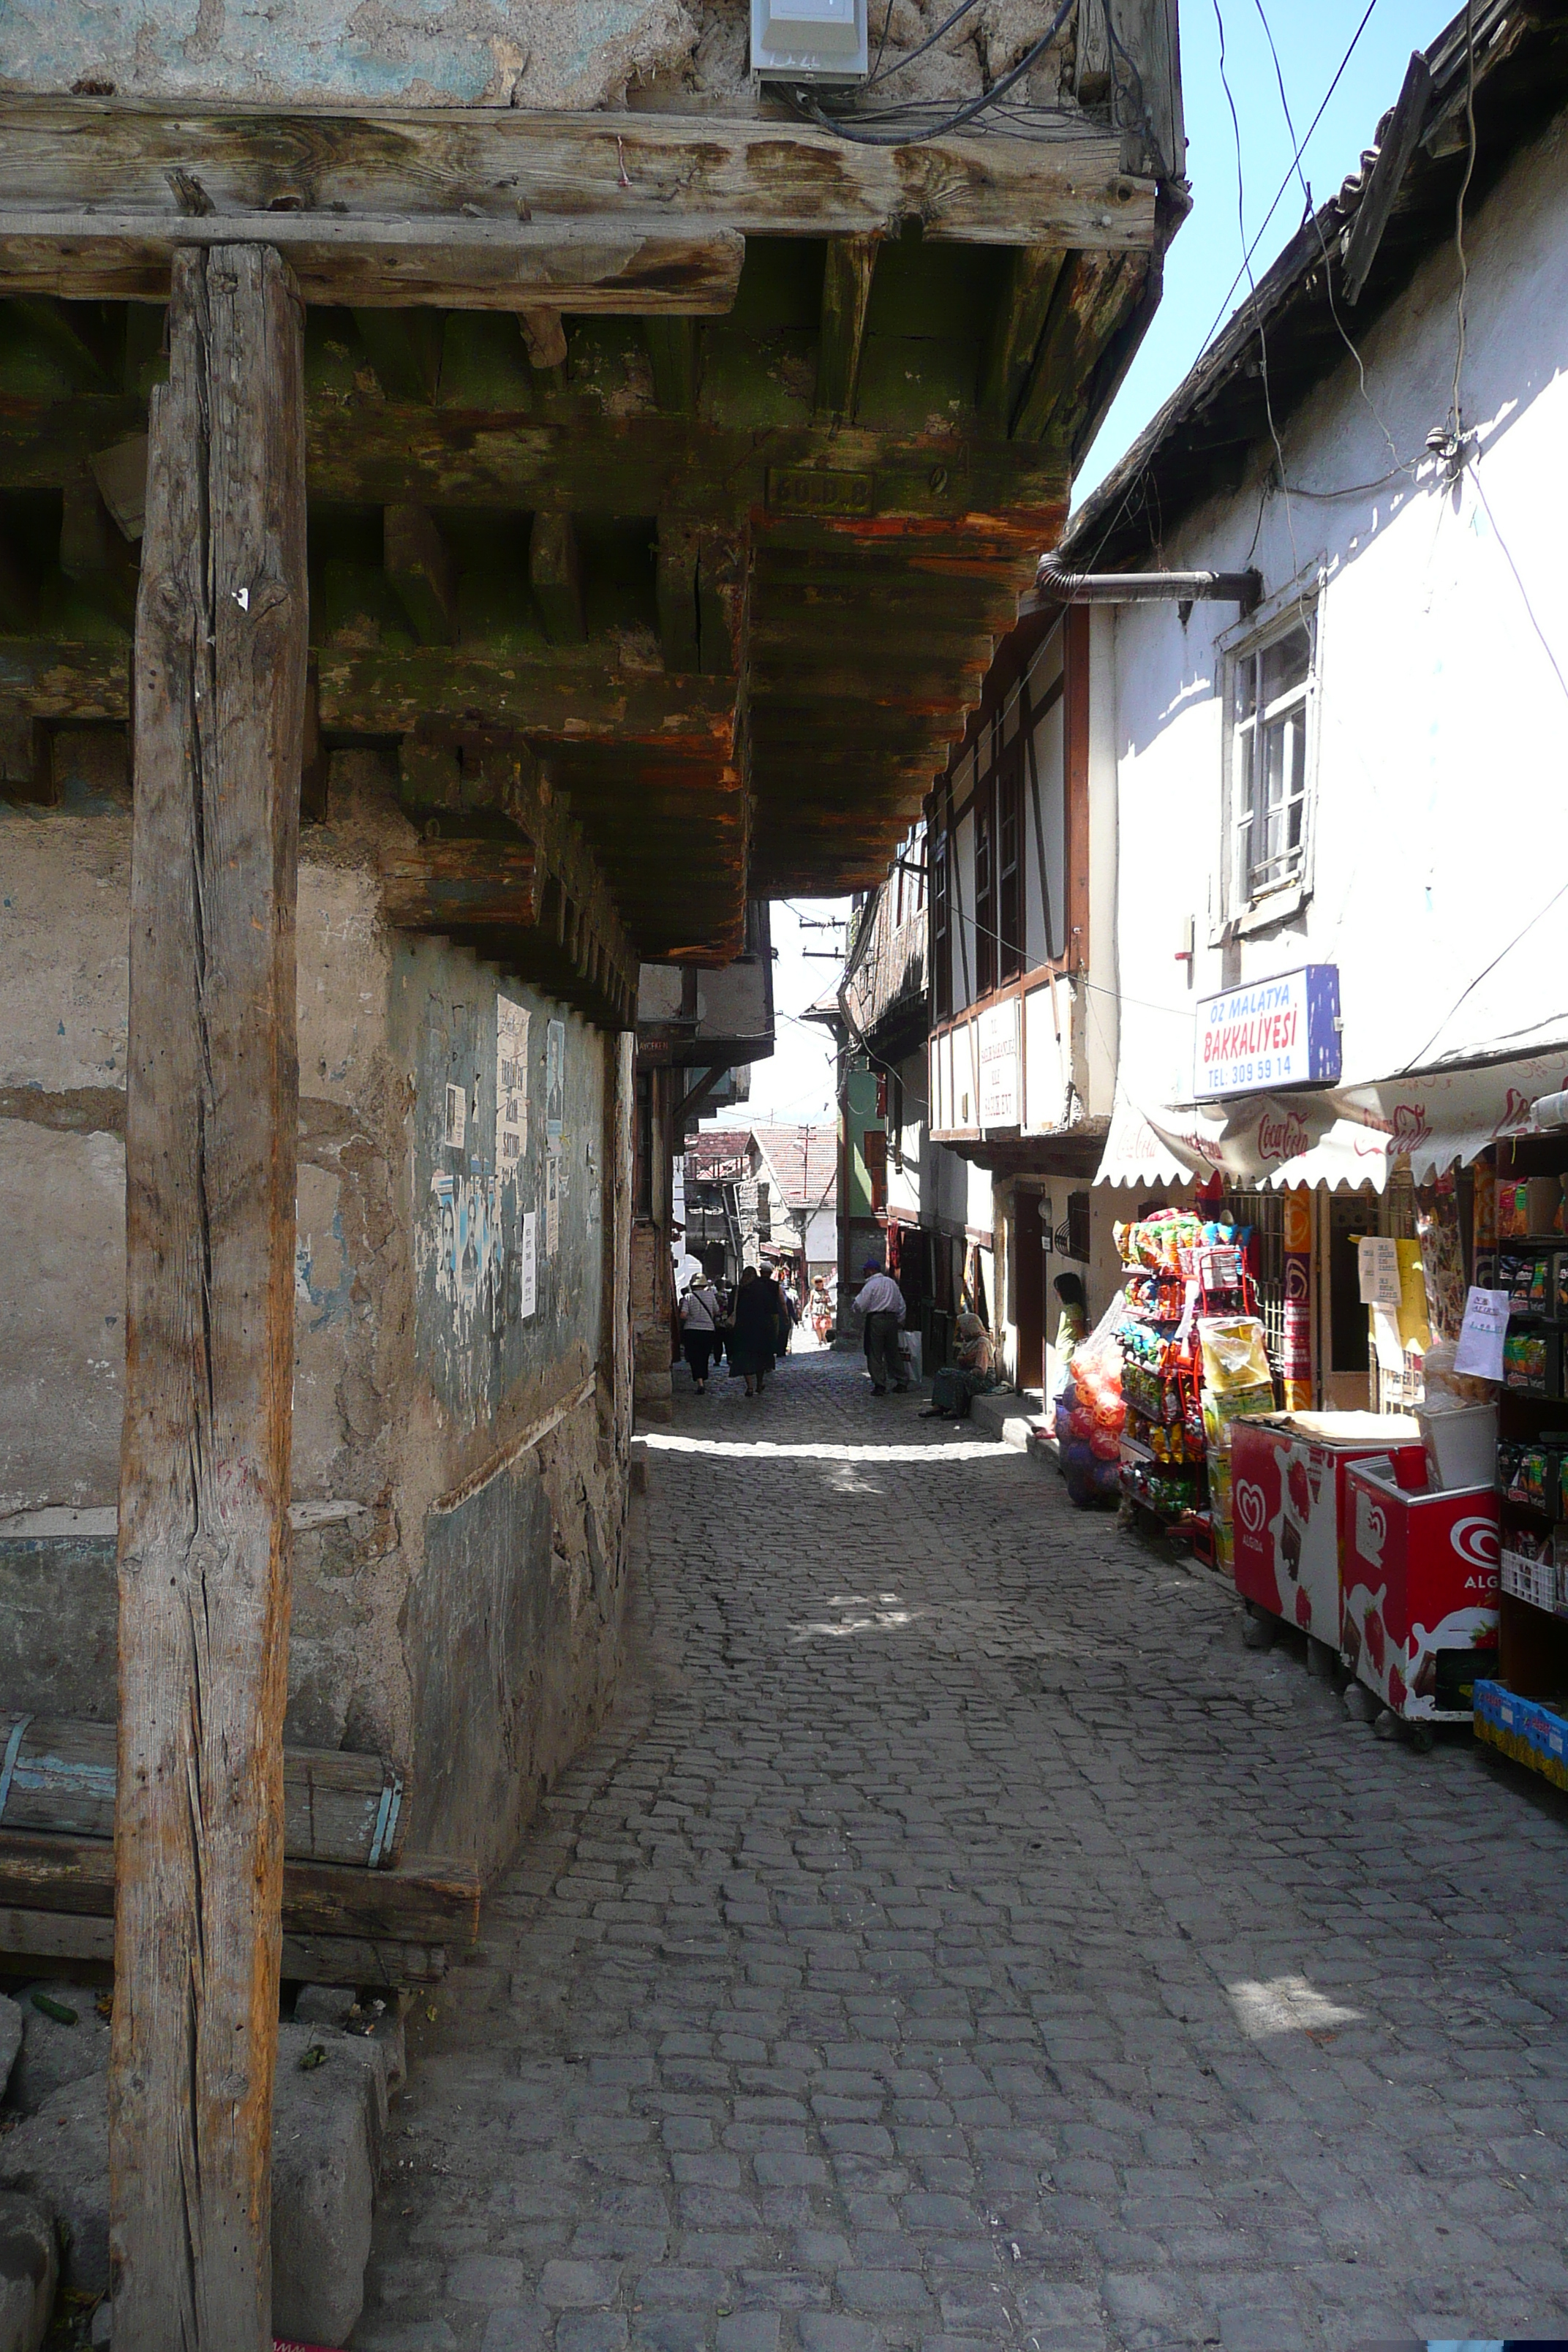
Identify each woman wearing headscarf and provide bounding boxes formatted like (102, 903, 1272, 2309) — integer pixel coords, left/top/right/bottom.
(920, 1310, 997, 1421)
(729, 1264, 783, 1397)
(1053, 1271, 1089, 1368)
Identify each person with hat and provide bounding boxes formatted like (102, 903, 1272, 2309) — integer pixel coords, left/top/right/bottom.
(851, 1257, 908, 1395)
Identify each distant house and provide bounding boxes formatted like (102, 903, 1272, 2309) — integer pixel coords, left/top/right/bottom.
(682, 1124, 837, 1290)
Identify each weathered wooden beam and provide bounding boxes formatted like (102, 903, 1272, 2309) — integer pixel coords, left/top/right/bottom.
(353, 306, 444, 402)
(655, 522, 701, 671)
(979, 245, 1069, 434)
(0, 712, 50, 803)
(519, 309, 568, 369)
(317, 644, 735, 750)
(113, 241, 307, 2347)
(0, 1907, 449, 1988)
(385, 501, 456, 644)
(1012, 249, 1142, 445)
(529, 510, 585, 645)
(382, 835, 540, 931)
(814, 234, 878, 422)
(0, 524, 39, 632)
(644, 317, 699, 415)
(0, 635, 129, 719)
(60, 467, 138, 628)
(0, 1831, 478, 1948)
(0, 100, 1153, 250)
(0, 400, 1070, 534)
(0, 212, 749, 312)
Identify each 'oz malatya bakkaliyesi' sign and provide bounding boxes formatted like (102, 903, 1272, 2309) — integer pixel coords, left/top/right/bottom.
(1194, 965, 1342, 1100)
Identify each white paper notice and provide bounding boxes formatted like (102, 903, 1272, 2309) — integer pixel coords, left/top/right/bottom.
(442, 1082, 466, 1151)
(1371, 1303, 1406, 1374)
(545, 1146, 560, 1258)
(1453, 1286, 1509, 1382)
(496, 996, 529, 1175)
(521, 1212, 538, 1319)
(1357, 1235, 1401, 1307)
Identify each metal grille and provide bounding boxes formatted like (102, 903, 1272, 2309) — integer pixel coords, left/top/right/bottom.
(1224, 1187, 1285, 1369)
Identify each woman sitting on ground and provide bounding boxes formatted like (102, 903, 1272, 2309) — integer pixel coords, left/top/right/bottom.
(921, 1311, 998, 1421)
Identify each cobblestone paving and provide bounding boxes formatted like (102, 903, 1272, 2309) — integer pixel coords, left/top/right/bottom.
(353, 1349, 1568, 2352)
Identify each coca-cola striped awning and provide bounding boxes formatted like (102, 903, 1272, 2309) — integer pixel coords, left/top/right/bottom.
(1096, 1050, 1568, 1192)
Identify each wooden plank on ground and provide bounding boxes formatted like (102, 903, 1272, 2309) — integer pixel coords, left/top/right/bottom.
(0, 1831, 479, 1946)
(0, 1909, 448, 1987)
(113, 239, 307, 2349)
(0, 100, 1151, 249)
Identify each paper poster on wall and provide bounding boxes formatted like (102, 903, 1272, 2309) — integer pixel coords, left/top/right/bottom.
(1357, 1235, 1401, 1307)
(545, 1146, 560, 1257)
(545, 1020, 565, 1142)
(496, 996, 529, 1174)
(521, 1211, 538, 1319)
(1454, 1285, 1509, 1382)
(442, 1082, 466, 1151)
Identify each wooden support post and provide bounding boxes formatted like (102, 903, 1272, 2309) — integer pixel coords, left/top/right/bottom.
(529, 510, 585, 645)
(655, 521, 701, 671)
(814, 233, 878, 421)
(385, 502, 456, 644)
(112, 241, 306, 2349)
(644, 317, 698, 415)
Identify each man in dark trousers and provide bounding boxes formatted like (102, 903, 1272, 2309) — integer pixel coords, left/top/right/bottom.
(852, 1257, 908, 1395)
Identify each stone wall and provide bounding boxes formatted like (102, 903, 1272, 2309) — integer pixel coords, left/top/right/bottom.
(0, 751, 633, 1877)
(0, 0, 1082, 114)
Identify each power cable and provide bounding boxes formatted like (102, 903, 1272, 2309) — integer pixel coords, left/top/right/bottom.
(794, 0, 1077, 146)
(1181, 0, 1382, 388)
(1448, 0, 1477, 439)
(1248, 0, 1409, 478)
(1212, 0, 1302, 594)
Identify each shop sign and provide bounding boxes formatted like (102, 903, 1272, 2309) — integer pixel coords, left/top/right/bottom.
(978, 999, 1020, 1128)
(1194, 965, 1341, 1100)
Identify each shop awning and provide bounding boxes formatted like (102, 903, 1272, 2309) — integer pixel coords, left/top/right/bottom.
(1097, 1049, 1568, 1192)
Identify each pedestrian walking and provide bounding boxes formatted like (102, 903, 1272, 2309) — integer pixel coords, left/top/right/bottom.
(809, 1275, 833, 1343)
(730, 1264, 783, 1396)
(852, 1258, 908, 1394)
(679, 1271, 720, 1394)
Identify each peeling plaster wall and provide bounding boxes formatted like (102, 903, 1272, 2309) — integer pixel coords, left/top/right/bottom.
(0, 0, 1081, 113)
(0, 758, 632, 1876)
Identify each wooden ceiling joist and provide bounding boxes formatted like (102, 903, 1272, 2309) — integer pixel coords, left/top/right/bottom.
(0, 100, 1153, 254)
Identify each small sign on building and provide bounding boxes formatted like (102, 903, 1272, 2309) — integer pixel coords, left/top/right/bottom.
(978, 998, 1021, 1129)
(1194, 965, 1341, 1100)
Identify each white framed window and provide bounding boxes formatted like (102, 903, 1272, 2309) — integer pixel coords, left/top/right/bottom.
(1226, 606, 1316, 918)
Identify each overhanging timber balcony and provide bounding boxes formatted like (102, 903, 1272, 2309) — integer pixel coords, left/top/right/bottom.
(0, 55, 1184, 975)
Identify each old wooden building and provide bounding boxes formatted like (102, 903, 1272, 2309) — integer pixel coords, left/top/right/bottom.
(0, 1, 1183, 2330)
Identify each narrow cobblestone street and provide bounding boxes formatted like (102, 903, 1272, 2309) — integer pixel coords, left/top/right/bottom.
(354, 1349, 1568, 2352)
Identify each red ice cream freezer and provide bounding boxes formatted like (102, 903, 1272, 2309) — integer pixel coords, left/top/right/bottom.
(1230, 1412, 1425, 1643)
(1342, 1460, 1500, 1721)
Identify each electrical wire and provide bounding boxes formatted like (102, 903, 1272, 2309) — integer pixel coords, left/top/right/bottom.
(1183, 0, 1382, 386)
(1448, 0, 1477, 439)
(1248, 0, 1410, 478)
(861, 0, 985, 90)
(1212, 0, 1302, 594)
(794, 0, 1077, 147)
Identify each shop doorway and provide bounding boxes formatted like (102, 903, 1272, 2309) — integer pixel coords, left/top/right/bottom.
(1013, 1193, 1045, 1393)
(1324, 1192, 1373, 1409)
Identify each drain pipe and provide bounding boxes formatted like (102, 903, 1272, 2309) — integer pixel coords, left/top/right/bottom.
(1019, 565, 1263, 620)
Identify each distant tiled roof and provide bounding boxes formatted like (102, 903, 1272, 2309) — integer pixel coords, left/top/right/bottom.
(685, 1128, 753, 1180)
(750, 1123, 837, 1214)
(682, 1123, 837, 1213)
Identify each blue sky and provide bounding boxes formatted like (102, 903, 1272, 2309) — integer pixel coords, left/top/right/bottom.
(742, 0, 1463, 1126)
(1077, 0, 1460, 501)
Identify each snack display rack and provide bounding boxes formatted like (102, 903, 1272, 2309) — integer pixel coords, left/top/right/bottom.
(1469, 1146, 1568, 1784)
(1112, 1212, 1264, 1561)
